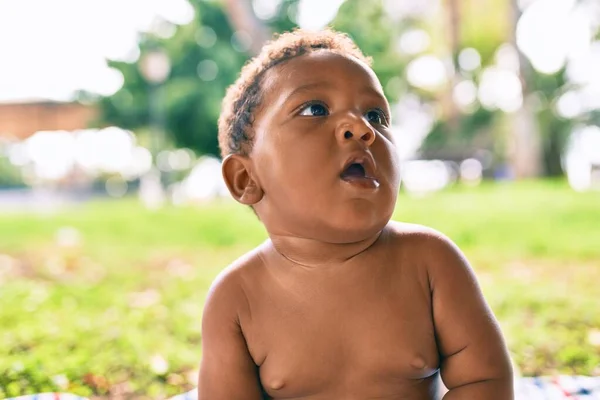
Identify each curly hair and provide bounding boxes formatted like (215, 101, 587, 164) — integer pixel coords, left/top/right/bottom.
(217, 28, 372, 158)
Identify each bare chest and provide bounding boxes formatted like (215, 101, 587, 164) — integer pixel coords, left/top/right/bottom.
(241, 264, 440, 399)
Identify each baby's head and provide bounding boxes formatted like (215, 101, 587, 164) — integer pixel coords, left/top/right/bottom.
(219, 28, 401, 243)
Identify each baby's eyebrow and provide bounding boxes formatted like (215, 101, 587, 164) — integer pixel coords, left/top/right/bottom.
(281, 81, 333, 105)
(279, 81, 389, 111)
(361, 87, 389, 104)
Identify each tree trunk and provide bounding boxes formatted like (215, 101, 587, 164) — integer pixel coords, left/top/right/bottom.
(444, 0, 461, 134)
(507, 0, 543, 178)
(222, 0, 271, 55)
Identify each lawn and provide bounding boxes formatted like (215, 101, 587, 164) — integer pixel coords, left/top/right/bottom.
(1, 180, 599, 398)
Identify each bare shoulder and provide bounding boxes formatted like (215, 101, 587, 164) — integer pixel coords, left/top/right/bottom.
(385, 220, 445, 239)
(204, 244, 267, 312)
(387, 224, 515, 397)
(384, 221, 470, 279)
(385, 220, 458, 252)
(386, 222, 512, 396)
(199, 245, 267, 400)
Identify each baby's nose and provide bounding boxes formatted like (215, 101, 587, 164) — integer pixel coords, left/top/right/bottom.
(335, 111, 377, 147)
(341, 128, 376, 146)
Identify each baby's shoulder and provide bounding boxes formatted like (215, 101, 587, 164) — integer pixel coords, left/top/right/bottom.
(385, 220, 448, 245)
(384, 221, 463, 265)
(204, 245, 267, 310)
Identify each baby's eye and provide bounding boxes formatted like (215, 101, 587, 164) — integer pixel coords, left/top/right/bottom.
(365, 109, 387, 125)
(299, 103, 329, 117)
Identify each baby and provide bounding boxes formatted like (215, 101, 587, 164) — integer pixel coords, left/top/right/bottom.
(198, 29, 513, 399)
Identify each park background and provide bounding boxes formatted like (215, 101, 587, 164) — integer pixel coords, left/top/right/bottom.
(0, 0, 599, 398)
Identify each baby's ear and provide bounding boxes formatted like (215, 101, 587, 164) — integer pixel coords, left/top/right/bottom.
(221, 154, 264, 205)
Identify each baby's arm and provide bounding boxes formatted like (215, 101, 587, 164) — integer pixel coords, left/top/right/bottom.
(425, 231, 513, 399)
(198, 271, 264, 400)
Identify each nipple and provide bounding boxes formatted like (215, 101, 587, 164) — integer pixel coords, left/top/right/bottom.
(410, 355, 427, 370)
(269, 379, 285, 391)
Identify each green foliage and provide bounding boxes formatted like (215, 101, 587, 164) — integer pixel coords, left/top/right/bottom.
(458, 0, 510, 64)
(0, 156, 25, 188)
(98, 0, 413, 156)
(331, 0, 407, 103)
(1, 181, 600, 396)
(528, 68, 572, 176)
(421, 106, 497, 156)
(99, 1, 248, 156)
(96, 0, 597, 178)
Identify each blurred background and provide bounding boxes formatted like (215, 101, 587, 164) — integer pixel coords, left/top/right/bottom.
(0, 0, 599, 398)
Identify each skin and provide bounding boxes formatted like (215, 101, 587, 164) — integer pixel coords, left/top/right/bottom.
(199, 51, 513, 400)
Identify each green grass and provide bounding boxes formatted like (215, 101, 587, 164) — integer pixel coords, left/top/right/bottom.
(1, 180, 599, 398)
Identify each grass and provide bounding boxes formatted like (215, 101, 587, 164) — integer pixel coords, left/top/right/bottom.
(1, 179, 599, 398)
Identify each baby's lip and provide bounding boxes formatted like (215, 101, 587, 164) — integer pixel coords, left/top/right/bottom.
(340, 152, 378, 180)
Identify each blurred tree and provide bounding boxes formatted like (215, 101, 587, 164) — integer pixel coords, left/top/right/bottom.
(330, 0, 406, 103)
(0, 155, 25, 188)
(506, 0, 544, 178)
(226, 0, 407, 102)
(532, 69, 572, 176)
(222, 0, 270, 54)
(99, 0, 409, 157)
(459, 0, 510, 63)
(99, 1, 248, 156)
(420, 0, 506, 164)
(97, 0, 594, 178)
(420, 0, 577, 177)
(505, 0, 591, 177)
(445, 0, 461, 133)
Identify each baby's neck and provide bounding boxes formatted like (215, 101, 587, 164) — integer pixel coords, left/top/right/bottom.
(267, 230, 384, 268)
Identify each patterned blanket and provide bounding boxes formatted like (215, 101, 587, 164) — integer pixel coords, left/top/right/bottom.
(6, 376, 600, 400)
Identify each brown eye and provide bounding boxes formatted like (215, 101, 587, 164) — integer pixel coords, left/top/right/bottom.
(299, 103, 329, 117)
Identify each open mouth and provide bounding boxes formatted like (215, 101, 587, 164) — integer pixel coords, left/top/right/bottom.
(341, 163, 367, 179)
(339, 158, 380, 189)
